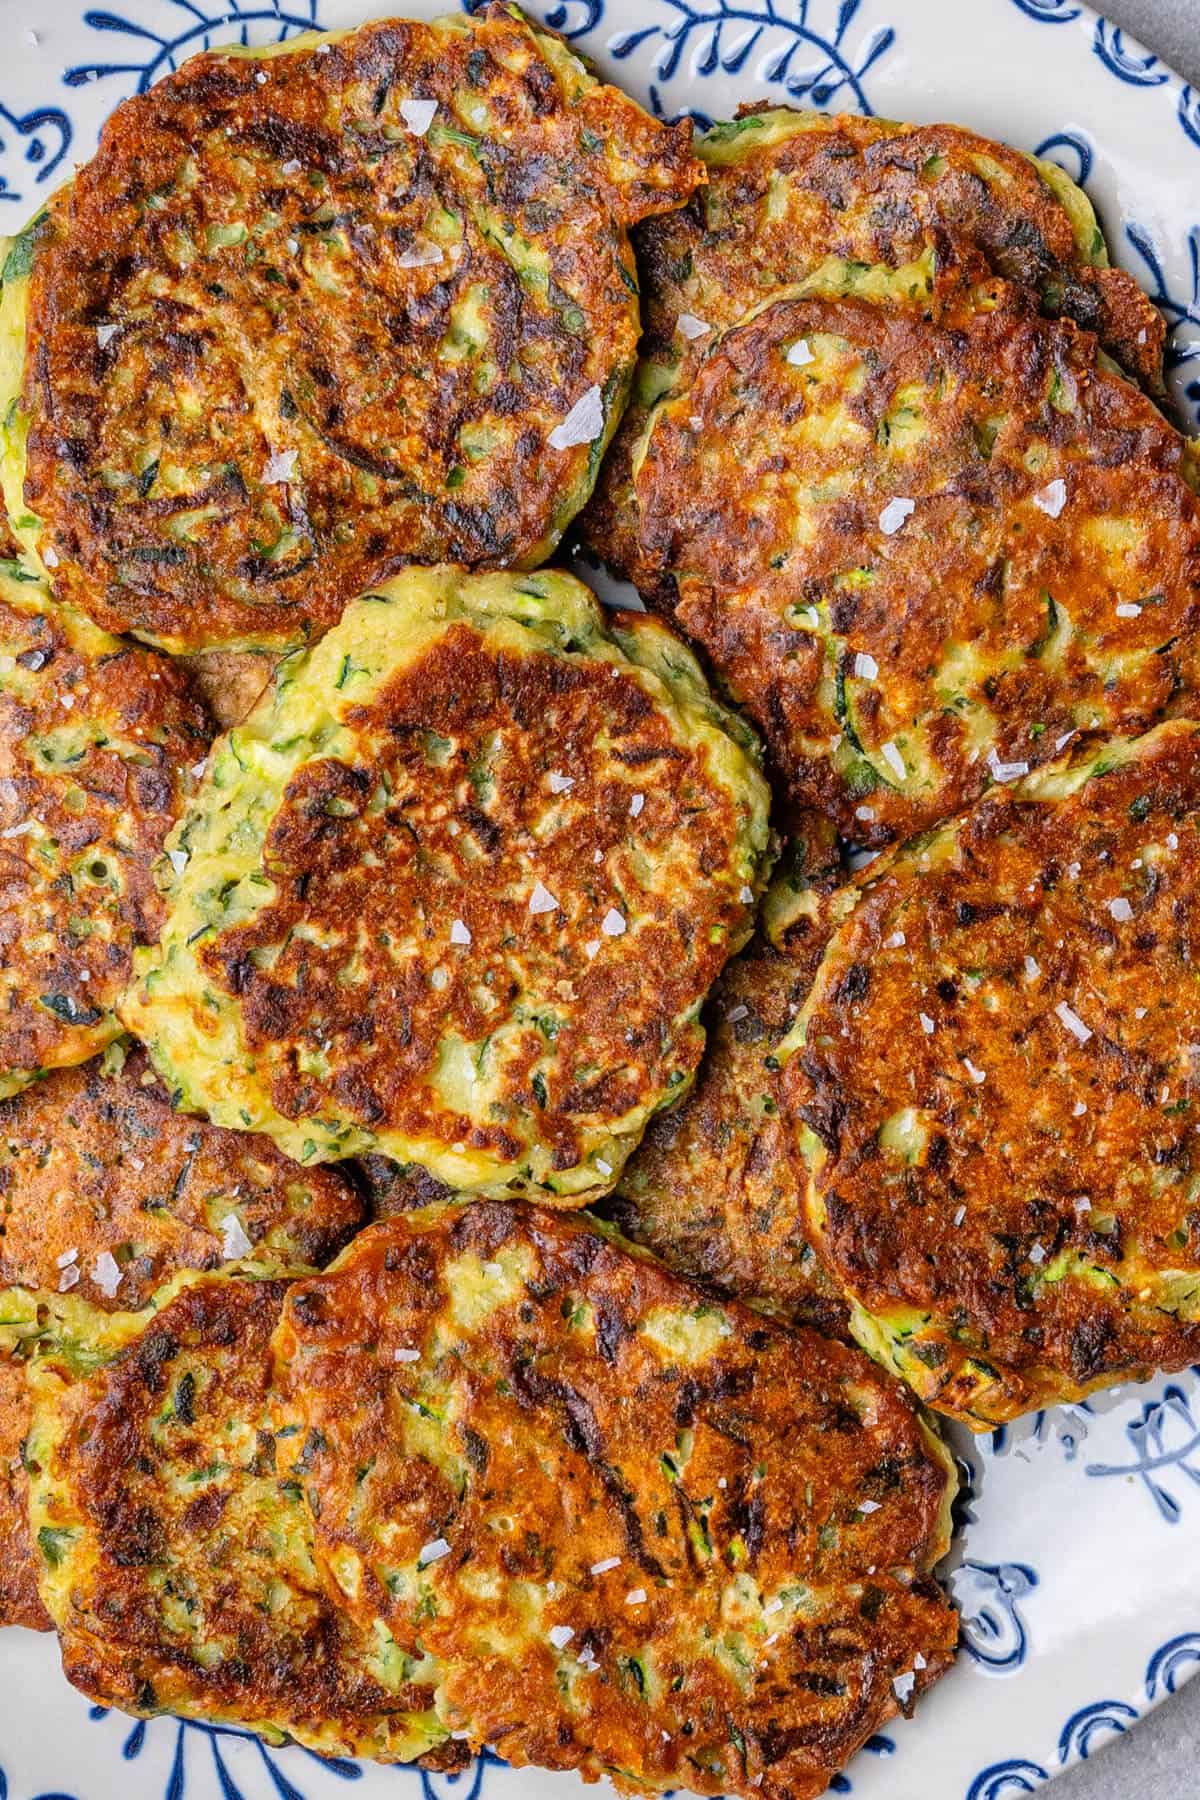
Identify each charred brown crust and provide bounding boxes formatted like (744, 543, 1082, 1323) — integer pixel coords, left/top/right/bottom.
(276, 1204, 957, 1800)
(37, 1275, 466, 1764)
(20, 6, 699, 649)
(634, 280, 1200, 843)
(789, 722, 1200, 1421)
(581, 105, 1165, 596)
(603, 930, 849, 1334)
(0, 1358, 49, 1631)
(0, 1045, 363, 1631)
(0, 1045, 365, 1308)
(0, 589, 210, 1082)
(195, 622, 748, 1180)
(183, 651, 276, 731)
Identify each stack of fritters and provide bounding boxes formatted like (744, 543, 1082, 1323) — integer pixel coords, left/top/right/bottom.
(2, 8, 1198, 1795)
(0, 1045, 365, 1631)
(25, 1203, 957, 1798)
(587, 99, 1200, 1434)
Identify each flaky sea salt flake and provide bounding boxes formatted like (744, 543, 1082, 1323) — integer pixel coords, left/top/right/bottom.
(400, 97, 438, 136)
(987, 747, 1029, 784)
(879, 497, 915, 536)
(1055, 1002, 1093, 1044)
(221, 1213, 253, 1258)
(397, 242, 444, 269)
(262, 449, 298, 484)
(1033, 479, 1067, 519)
(92, 1253, 122, 1299)
(881, 740, 906, 782)
(549, 385, 604, 451)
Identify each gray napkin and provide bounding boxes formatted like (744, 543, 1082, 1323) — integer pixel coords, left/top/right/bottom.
(1103, 0, 1198, 80)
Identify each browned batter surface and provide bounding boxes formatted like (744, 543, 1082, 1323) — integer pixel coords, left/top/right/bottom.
(604, 929, 848, 1335)
(17, 6, 699, 650)
(789, 721, 1200, 1426)
(634, 278, 1200, 843)
(582, 104, 1164, 594)
(27, 1274, 467, 1764)
(124, 575, 771, 1199)
(0, 1044, 364, 1631)
(183, 650, 276, 731)
(0, 1045, 365, 1308)
(0, 573, 210, 1088)
(206, 629, 748, 1168)
(0, 1356, 48, 1631)
(275, 1203, 957, 1800)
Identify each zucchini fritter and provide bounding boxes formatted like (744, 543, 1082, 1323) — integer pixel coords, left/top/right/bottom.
(0, 1044, 364, 1631)
(582, 104, 1164, 593)
(634, 276, 1200, 843)
(786, 721, 1200, 1427)
(122, 567, 773, 1200)
(0, 1043, 365, 1308)
(24, 1272, 462, 1763)
(275, 1203, 958, 1800)
(603, 842, 849, 1332)
(0, 5, 700, 653)
(0, 1355, 46, 1631)
(0, 566, 210, 1096)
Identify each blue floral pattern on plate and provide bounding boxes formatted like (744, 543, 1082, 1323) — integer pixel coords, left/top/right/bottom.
(65, 0, 322, 94)
(0, 102, 72, 207)
(607, 0, 895, 121)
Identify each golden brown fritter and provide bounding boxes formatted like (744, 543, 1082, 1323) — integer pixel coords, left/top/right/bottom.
(3, 6, 700, 653)
(275, 1203, 958, 1800)
(634, 277, 1200, 844)
(581, 105, 1164, 594)
(603, 891, 848, 1334)
(786, 721, 1200, 1428)
(595, 822, 869, 1333)
(24, 1272, 466, 1764)
(0, 566, 210, 1096)
(122, 568, 772, 1200)
(0, 1043, 364, 1631)
(0, 1355, 48, 1631)
(0, 1043, 365, 1308)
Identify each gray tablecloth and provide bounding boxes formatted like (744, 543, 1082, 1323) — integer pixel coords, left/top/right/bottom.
(1015, 11, 1198, 1796)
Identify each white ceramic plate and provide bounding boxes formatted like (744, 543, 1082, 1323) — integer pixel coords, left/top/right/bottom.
(2, 2, 1199, 1797)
